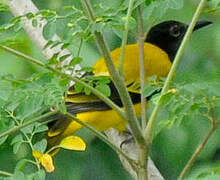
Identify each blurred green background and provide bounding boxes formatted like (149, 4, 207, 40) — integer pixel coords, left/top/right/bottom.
(0, 0, 220, 179)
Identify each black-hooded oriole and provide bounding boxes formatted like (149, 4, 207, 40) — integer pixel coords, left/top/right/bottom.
(47, 20, 212, 148)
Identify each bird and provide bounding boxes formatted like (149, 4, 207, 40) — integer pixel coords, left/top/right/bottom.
(46, 20, 212, 151)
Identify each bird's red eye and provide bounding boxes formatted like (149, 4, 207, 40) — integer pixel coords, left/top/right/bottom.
(169, 25, 181, 37)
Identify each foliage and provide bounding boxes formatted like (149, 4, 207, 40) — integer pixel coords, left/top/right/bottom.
(0, 0, 219, 179)
(143, 80, 220, 139)
(0, 73, 66, 177)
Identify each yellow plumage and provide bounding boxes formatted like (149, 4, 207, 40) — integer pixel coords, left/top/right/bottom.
(47, 42, 171, 145)
(94, 43, 171, 93)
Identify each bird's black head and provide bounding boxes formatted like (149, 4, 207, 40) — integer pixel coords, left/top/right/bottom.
(146, 20, 212, 61)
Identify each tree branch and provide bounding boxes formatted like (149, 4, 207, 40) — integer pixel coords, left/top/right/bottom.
(0, 111, 58, 139)
(137, 6, 147, 130)
(5, 0, 164, 179)
(177, 124, 216, 180)
(137, 5, 148, 180)
(80, 0, 145, 148)
(0, 170, 12, 177)
(118, 0, 135, 75)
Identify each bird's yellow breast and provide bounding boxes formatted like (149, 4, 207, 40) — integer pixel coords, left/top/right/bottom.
(93, 43, 171, 92)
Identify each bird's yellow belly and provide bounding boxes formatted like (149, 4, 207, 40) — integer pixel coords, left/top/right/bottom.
(62, 103, 142, 137)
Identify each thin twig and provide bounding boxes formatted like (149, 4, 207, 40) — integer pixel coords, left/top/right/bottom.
(118, 0, 135, 75)
(144, 0, 208, 144)
(0, 170, 12, 177)
(137, 6, 146, 130)
(0, 111, 57, 140)
(177, 124, 216, 180)
(77, 38, 83, 57)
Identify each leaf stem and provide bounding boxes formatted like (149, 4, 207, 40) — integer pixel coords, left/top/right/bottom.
(0, 111, 57, 141)
(177, 124, 216, 180)
(144, 0, 207, 145)
(137, 6, 146, 130)
(77, 38, 83, 57)
(0, 170, 12, 177)
(0, 45, 125, 120)
(118, 0, 135, 75)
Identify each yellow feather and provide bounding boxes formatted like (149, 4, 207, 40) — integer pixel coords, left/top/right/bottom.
(47, 42, 171, 149)
(94, 43, 171, 93)
(62, 103, 142, 137)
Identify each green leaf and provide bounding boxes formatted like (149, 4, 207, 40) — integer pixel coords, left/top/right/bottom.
(152, 94, 161, 105)
(70, 57, 83, 66)
(13, 19, 23, 32)
(43, 40, 53, 49)
(122, 16, 136, 30)
(59, 78, 70, 87)
(21, 124, 34, 134)
(59, 54, 72, 62)
(148, 75, 158, 81)
(43, 22, 56, 40)
(112, 27, 124, 38)
(58, 102, 67, 114)
(142, 0, 184, 23)
(90, 22, 106, 33)
(0, 3, 9, 12)
(33, 139, 47, 153)
(84, 87, 91, 95)
(143, 84, 161, 98)
(61, 43, 70, 50)
(48, 53, 59, 65)
(32, 170, 46, 180)
(11, 170, 27, 180)
(35, 73, 53, 84)
(50, 41, 63, 49)
(25, 12, 34, 19)
(11, 134, 23, 145)
(146, 0, 152, 5)
(95, 84, 111, 97)
(13, 141, 23, 154)
(15, 93, 44, 120)
(80, 67, 94, 72)
(32, 19, 38, 27)
(197, 170, 220, 179)
(34, 124, 48, 134)
(15, 159, 28, 172)
(74, 83, 84, 93)
(0, 135, 8, 145)
(93, 76, 110, 84)
(168, 0, 184, 9)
